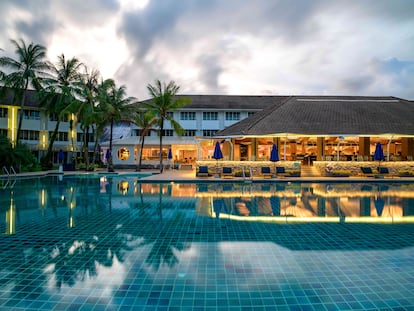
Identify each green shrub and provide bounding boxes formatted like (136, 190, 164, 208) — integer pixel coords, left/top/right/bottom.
(234, 169, 251, 177)
(77, 163, 86, 170)
(286, 169, 301, 176)
(398, 170, 414, 176)
(331, 170, 351, 176)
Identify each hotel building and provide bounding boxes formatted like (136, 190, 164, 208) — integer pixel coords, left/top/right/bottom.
(1, 89, 414, 172)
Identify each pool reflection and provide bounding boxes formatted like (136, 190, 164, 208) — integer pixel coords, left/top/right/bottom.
(1, 176, 414, 310)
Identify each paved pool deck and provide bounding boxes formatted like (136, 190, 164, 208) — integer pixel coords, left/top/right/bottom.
(1, 167, 411, 183)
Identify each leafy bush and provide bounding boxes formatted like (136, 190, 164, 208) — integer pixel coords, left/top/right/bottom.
(0, 134, 37, 172)
(286, 169, 301, 176)
(234, 169, 251, 177)
(331, 170, 351, 177)
(398, 170, 414, 176)
(76, 163, 86, 170)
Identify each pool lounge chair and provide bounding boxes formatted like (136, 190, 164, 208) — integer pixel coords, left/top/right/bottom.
(221, 167, 233, 179)
(260, 166, 273, 178)
(360, 167, 376, 177)
(378, 167, 395, 178)
(276, 166, 289, 177)
(197, 166, 210, 177)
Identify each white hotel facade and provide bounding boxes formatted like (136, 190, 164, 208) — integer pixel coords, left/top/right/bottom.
(0, 91, 266, 168)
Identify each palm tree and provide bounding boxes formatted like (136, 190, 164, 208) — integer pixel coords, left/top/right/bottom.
(72, 66, 101, 170)
(0, 39, 51, 145)
(133, 110, 157, 171)
(38, 54, 83, 169)
(143, 80, 191, 173)
(98, 79, 137, 172)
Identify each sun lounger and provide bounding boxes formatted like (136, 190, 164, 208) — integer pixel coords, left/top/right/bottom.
(378, 167, 396, 178)
(222, 167, 233, 178)
(197, 166, 210, 177)
(260, 166, 273, 178)
(276, 166, 289, 177)
(379, 167, 389, 175)
(360, 167, 376, 177)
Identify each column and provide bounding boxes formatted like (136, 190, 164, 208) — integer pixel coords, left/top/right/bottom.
(251, 138, 257, 161)
(317, 137, 324, 161)
(401, 137, 413, 160)
(359, 137, 370, 159)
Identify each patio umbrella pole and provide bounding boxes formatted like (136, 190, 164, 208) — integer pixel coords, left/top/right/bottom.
(212, 141, 223, 178)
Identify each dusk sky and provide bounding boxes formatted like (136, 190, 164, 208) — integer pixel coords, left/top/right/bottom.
(1, 0, 413, 100)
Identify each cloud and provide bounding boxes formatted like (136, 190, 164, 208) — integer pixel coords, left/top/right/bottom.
(332, 58, 414, 98)
(1, 0, 414, 100)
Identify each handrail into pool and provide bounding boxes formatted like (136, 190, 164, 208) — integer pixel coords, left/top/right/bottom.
(2, 166, 17, 178)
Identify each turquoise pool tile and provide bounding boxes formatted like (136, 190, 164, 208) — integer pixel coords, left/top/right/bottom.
(1, 177, 414, 310)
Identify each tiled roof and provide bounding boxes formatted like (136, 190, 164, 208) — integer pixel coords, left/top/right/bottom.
(173, 95, 289, 110)
(0, 88, 39, 107)
(215, 96, 414, 137)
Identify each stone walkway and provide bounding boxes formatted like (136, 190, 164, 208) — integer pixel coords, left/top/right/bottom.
(1, 167, 410, 183)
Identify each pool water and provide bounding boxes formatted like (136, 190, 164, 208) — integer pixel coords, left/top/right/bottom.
(1, 175, 414, 310)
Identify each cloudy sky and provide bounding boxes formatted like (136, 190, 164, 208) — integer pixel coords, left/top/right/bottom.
(1, 0, 413, 99)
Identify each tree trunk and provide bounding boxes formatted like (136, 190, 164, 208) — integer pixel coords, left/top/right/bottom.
(159, 119, 164, 173)
(15, 110, 23, 146)
(15, 82, 29, 146)
(107, 118, 114, 172)
(91, 126, 99, 165)
(83, 125, 90, 170)
(69, 119, 77, 167)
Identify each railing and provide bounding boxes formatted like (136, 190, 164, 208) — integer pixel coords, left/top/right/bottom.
(1, 166, 17, 189)
(2, 166, 17, 177)
(2, 166, 10, 176)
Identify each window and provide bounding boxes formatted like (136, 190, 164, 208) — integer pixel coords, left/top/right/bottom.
(183, 129, 196, 137)
(247, 112, 255, 117)
(203, 129, 218, 137)
(19, 130, 39, 140)
(117, 147, 130, 160)
(203, 112, 218, 120)
(0, 108, 8, 118)
(161, 129, 174, 137)
(180, 111, 196, 120)
(166, 112, 174, 118)
(49, 113, 59, 121)
(132, 129, 151, 137)
(53, 131, 69, 142)
(0, 129, 7, 137)
(225, 112, 240, 121)
(49, 113, 69, 122)
(77, 133, 94, 142)
(23, 110, 40, 120)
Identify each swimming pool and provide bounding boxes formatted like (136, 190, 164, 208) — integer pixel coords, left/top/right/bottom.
(1, 175, 414, 310)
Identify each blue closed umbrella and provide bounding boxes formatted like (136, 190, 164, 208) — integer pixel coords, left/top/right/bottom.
(270, 144, 279, 162)
(212, 141, 223, 177)
(373, 142, 385, 161)
(270, 144, 279, 177)
(212, 141, 223, 160)
(373, 142, 385, 173)
(167, 148, 173, 170)
(167, 148, 173, 160)
(58, 149, 64, 163)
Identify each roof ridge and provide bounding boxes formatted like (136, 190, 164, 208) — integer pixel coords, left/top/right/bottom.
(242, 96, 293, 134)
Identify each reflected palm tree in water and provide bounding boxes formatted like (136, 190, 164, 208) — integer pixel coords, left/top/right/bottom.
(0, 179, 192, 301)
(133, 183, 191, 270)
(143, 213, 191, 270)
